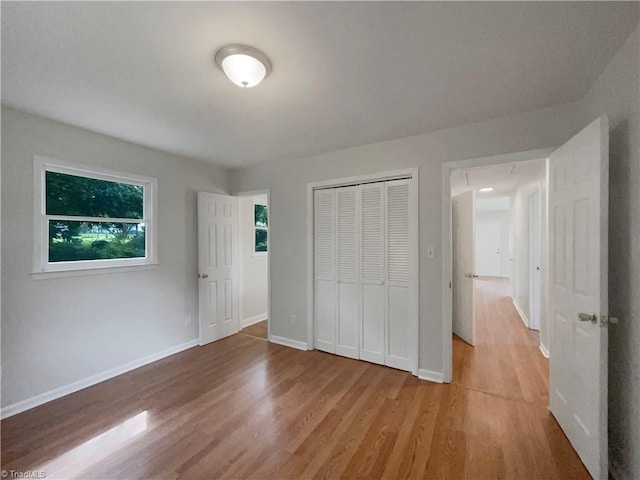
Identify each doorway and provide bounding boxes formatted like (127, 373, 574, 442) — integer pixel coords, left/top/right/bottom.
(197, 190, 270, 346)
(449, 157, 548, 395)
(238, 192, 270, 341)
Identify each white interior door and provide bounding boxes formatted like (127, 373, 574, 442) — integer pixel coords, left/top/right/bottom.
(475, 219, 501, 276)
(314, 189, 337, 354)
(548, 116, 608, 479)
(336, 187, 359, 359)
(198, 192, 239, 345)
(452, 191, 475, 345)
(528, 188, 542, 331)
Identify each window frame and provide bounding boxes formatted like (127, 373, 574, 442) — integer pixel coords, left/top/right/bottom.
(253, 199, 268, 256)
(33, 155, 158, 275)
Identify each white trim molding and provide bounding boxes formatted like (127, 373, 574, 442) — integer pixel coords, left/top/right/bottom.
(539, 342, 550, 359)
(418, 368, 444, 383)
(1, 339, 198, 419)
(241, 313, 268, 329)
(269, 335, 310, 351)
(512, 298, 530, 328)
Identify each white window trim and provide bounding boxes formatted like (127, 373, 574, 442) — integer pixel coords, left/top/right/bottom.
(253, 198, 268, 257)
(32, 155, 158, 276)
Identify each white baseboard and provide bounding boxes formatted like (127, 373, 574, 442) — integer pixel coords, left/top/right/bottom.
(418, 368, 444, 383)
(241, 313, 268, 329)
(1, 339, 198, 419)
(269, 335, 309, 351)
(512, 298, 530, 328)
(539, 342, 550, 359)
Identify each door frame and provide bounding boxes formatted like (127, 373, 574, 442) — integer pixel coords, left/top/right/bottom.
(527, 184, 543, 331)
(306, 167, 419, 375)
(441, 148, 554, 382)
(235, 189, 271, 342)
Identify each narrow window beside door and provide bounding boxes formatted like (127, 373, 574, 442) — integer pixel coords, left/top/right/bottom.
(254, 202, 268, 254)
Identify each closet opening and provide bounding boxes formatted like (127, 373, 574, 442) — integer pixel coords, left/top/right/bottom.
(305, 168, 419, 375)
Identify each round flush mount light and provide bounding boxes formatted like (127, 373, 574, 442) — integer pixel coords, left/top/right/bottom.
(215, 44, 272, 88)
(478, 187, 494, 193)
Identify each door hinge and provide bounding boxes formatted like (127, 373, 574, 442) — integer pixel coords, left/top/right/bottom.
(600, 315, 619, 327)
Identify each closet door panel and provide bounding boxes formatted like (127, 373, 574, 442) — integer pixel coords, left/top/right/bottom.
(387, 285, 410, 370)
(336, 187, 359, 358)
(337, 282, 359, 358)
(385, 180, 412, 370)
(360, 184, 385, 365)
(314, 189, 336, 353)
(361, 284, 385, 364)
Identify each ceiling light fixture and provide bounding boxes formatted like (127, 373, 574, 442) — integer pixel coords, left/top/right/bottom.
(478, 187, 494, 193)
(215, 44, 272, 88)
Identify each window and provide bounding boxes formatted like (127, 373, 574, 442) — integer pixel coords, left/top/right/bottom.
(33, 156, 157, 274)
(254, 201, 268, 254)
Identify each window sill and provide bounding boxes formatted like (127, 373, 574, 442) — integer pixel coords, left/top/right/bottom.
(31, 263, 159, 280)
(252, 252, 268, 258)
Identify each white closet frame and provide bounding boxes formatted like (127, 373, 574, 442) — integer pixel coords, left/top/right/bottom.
(306, 168, 419, 375)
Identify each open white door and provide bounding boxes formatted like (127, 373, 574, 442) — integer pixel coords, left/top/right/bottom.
(452, 191, 475, 345)
(549, 116, 608, 479)
(529, 188, 542, 331)
(198, 192, 239, 346)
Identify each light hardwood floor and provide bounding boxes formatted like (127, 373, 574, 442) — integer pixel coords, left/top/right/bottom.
(1, 278, 589, 479)
(240, 320, 268, 340)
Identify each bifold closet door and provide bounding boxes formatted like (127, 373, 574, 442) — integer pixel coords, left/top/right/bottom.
(314, 189, 336, 353)
(336, 187, 359, 359)
(359, 183, 386, 365)
(384, 179, 412, 371)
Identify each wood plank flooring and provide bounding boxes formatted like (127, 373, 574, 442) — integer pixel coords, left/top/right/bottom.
(240, 320, 268, 340)
(1, 278, 589, 479)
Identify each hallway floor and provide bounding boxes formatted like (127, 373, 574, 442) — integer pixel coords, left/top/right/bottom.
(453, 276, 549, 406)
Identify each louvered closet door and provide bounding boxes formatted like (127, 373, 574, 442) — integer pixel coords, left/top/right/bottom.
(385, 179, 412, 371)
(336, 187, 359, 359)
(314, 189, 337, 353)
(359, 183, 386, 365)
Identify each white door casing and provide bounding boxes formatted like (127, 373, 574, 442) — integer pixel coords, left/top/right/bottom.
(548, 116, 608, 480)
(198, 192, 240, 346)
(452, 191, 475, 345)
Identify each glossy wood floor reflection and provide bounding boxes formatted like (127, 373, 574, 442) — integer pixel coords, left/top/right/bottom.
(1, 279, 589, 479)
(239, 320, 268, 340)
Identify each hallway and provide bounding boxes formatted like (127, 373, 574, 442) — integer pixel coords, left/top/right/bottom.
(453, 276, 549, 406)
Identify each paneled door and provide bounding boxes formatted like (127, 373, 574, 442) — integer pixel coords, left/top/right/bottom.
(198, 192, 239, 345)
(452, 191, 475, 345)
(548, 116, 609, 479)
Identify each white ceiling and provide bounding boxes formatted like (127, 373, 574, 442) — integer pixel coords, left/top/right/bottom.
(451, 158, 546, 199)
(2, 2, 638, 168)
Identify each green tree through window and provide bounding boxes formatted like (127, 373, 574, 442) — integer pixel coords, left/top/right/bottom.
(254, 203, 268, 252)
(46, 171, 146, 262)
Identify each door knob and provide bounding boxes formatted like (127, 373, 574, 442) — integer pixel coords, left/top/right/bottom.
(465, 273, 479, 278)
(578, 312, 597, 324)
(199, 273, 209, 279)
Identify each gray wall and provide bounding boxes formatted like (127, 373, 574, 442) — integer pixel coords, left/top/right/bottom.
(1, 106, 230, 408)
(230, 100, 585, 373)
(581, 24, 640, 480)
